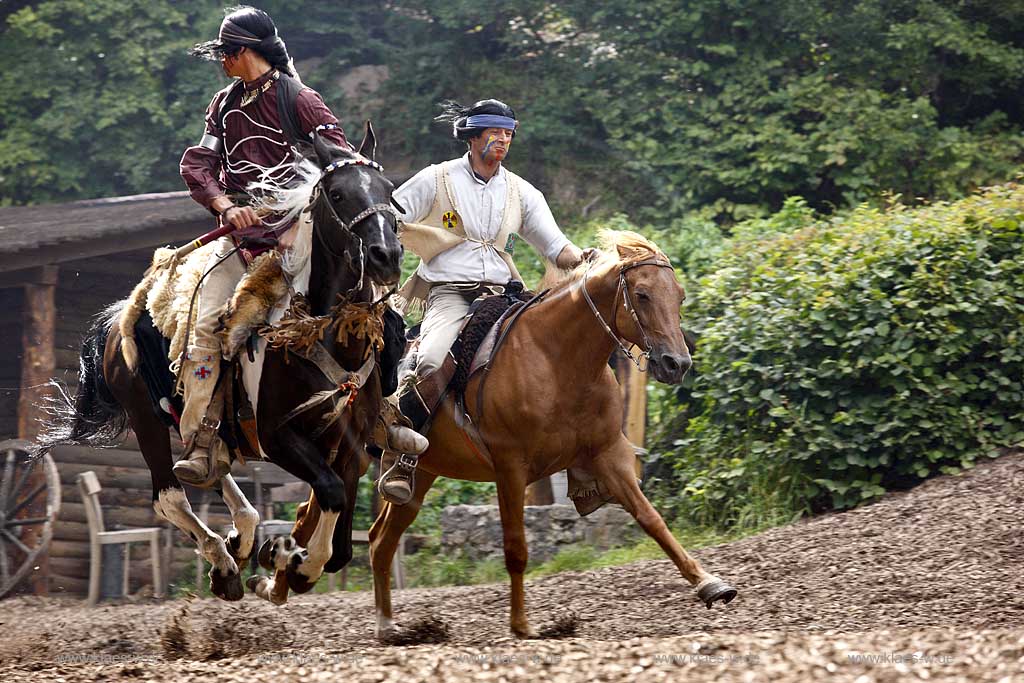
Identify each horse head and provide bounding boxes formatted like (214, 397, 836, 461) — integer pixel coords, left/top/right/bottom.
(310, 123, 403, 287)
(606, 237, 692, 384)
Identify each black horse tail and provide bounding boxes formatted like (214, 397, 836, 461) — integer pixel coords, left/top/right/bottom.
(33, 301, 129, 458)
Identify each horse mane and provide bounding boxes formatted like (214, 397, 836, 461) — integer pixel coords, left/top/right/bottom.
(539, 229, 669, 291)
(246, 145, 361, 280)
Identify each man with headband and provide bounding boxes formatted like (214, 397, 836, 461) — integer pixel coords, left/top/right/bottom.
(378, 98, 590, 504)
(175, 5, 350, 487)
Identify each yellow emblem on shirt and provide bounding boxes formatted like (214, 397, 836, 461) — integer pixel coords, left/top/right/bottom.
(442, 211, 459, 230)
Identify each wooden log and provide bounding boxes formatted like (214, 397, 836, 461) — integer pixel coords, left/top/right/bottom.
(53, 520, 94, 542)
(51, 445, 148, 470)
(58, 462, 155, 490)
(49, 573, 88, 595)
(59, 501, 163, 527)
(49, 540, 93, 559)
(61, 484, 156, 508)
(18, 271, 58, 595)
(49, 556, 190, 581)
(55, 347, 83, 369)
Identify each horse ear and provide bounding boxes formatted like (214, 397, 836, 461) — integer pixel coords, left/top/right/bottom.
(312, 132, 334, 167)
(357, 120, 377, 160)
(616, 244, 641, 260)
(292, 140, 315, 162)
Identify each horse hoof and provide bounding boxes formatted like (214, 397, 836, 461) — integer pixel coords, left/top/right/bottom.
(226, 531, 250, 563)
(696, 577, 737, 608)
(257, 537, 276, 571)
(210, 569, 244, 602)
(285, 565, 317, 594)
(245, 575, 262, 593)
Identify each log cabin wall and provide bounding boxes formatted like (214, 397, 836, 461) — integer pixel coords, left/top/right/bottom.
(46, 251, 203, 597)
(0, 287, 22, 440)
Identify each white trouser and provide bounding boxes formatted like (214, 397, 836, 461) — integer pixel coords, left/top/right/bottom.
(188, 236, 248, 358)
(415, 284, 487, 376)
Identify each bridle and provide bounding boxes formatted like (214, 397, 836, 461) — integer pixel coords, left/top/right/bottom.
(581, 257, 676, 371)
(312, 155, 402, 292)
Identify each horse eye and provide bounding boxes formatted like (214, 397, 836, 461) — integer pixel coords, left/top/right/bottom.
(636, 290, 651, 302)
(330, 191, 342, 202)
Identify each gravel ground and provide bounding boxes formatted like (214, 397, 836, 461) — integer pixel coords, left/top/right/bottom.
(1, 451, 1022, 682)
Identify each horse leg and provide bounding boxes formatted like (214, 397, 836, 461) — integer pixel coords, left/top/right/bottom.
(249, 424, 346, 603)
(215, 474, 259, 564)
(494, 471, 533, 638)
(250, 494, 320, 605)
(592, 437, 737, 608)
(369, 468, 437, 641)
(104, 343, 242, 601)
(324, 446, 362, 574)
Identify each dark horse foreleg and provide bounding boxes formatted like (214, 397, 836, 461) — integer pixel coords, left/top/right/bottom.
(593, 436, 737, 608)
(251, 422, 348, 603)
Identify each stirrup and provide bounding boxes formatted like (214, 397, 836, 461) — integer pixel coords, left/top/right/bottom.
(378, 453, 419, 506)
(175, 418, 228, 488)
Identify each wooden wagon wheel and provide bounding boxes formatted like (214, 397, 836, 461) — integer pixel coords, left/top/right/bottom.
(0, 439, 61, 599)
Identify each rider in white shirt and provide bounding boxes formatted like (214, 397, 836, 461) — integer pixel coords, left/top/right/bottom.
(378, 99, 589, 504)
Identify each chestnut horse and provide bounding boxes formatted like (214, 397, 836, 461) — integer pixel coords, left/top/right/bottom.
(369, 230, 737, 639)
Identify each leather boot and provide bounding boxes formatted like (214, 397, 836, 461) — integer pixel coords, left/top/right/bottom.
(375, 393, 430, 506)
(173, 353, 231, 488)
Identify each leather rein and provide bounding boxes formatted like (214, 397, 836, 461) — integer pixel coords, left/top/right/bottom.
(580, 258, 676, 371)
(312, 155, 402, 291)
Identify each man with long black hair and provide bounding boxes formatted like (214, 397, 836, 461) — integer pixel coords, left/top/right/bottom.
(175, 5, 350, 486)
(378, 98, 590, 504)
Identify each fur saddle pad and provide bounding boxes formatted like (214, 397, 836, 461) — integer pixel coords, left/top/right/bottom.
(446, 281, 533, 400)
(119, 216, 316, 421)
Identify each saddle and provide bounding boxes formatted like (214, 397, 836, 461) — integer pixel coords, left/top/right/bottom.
(398, 281, 541, 431)
(120, 239, 405, 463)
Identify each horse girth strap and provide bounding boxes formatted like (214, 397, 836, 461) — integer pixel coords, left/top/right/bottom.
(278, 344, 376, 439)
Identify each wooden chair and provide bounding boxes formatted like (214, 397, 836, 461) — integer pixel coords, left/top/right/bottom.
(77, 471, 164, 606)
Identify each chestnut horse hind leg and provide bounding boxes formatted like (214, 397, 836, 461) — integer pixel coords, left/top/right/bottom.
(103, 328, 244, 600)
(369, 468, 438, 640)
(592, 435, 737, 608)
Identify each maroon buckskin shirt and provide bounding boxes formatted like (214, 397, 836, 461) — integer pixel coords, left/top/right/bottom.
(180, 69, 349, 240)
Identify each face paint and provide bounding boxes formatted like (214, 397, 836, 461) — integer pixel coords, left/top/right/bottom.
(482, 135, 497, 160)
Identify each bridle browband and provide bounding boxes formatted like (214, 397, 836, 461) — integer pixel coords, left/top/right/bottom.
(317, 156, 401, 234)
(581, 257, 676, 371)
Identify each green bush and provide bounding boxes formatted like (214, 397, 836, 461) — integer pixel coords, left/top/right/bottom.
(661, 182, 1024, 526)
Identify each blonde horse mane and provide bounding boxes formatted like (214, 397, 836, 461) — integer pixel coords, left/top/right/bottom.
(539, 229, 669, 291)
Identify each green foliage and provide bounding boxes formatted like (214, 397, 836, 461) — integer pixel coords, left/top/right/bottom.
(6, 0, 1021, 218)
(555, 0, 1024, 220)
(0, 0, 224, 204)
(402, 543, 506, 587)
(659, 182, 1024, 526)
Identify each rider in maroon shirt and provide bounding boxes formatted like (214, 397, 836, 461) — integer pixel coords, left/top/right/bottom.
(173, 6, 350, 486)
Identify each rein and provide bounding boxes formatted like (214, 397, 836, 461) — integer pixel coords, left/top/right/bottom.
(268, 156, 399, 437)
(580, 258, 676, 371)
(312, 156, 402, 293)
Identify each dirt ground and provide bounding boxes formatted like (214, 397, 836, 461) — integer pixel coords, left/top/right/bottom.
(1, 451, 1022, 682)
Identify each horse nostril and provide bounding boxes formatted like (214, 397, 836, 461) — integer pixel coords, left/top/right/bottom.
(660, 353, 690, 378)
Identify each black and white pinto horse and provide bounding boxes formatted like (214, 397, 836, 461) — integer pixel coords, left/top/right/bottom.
(37, 127, 405, 602)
